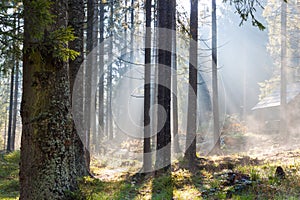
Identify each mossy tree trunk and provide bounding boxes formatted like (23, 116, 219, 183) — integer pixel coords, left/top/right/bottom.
(20, 0, 77, 199)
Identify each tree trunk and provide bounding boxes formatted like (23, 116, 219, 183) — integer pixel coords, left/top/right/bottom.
(171, 0, 180, 154)
(143, 0, 152, 173)
(11, 58, 19, 151)
(107, 0, 114, 139)
(184, 0, 198, 167)
(97, 0, 105, 152)
(280, 0, 287, 137)
(6, 62, 14, 152)
(212, 0, 220, 150)
(11, 16, 20, 152)
(90, 0, 98, 153)
(20, 0, 77, 199)
(156, 0, 172, 172)
(68, 0, 90, 177)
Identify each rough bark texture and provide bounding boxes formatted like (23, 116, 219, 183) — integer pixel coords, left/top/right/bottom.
(156, 0, 173, 172)
(185, 0, 198, 167)
(68, 0, 90, 177)
(20, 0, 77, 199)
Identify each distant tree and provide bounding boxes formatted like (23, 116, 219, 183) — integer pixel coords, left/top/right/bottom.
(280, 0, 287, 136)
(98, 0, 105, 151)
(171, 0, 180, 154)
(212, 0, 220, 151)
(184, 0, 198, 167)
(84, 0, 97, 160)
(107, 0, 114, 139)
(6, 57, 14, 152)
(20, 0, 79, 198)
(6, 8, 21, 152)
(11, 50, 19, 151)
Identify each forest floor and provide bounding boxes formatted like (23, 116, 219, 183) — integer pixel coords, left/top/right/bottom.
(1, 131, 300, 199)
(82, 131, 300, 199)
(82, 148, 300, 200)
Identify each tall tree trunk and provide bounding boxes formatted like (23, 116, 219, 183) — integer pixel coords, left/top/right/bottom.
(11, 16, 20, 151)
(212, 0, 220, 150)
(171, 0, 180, 154)
(143, 0, 152, 173)
(20, 0, 77, 199)
(184, 0, 198, 167)
(84, 0, 98, 161)
(7, 14, 17, 152)
(156, 0, 172, 172)
(97, 0, 105, 152)
(107, 0, 114, 139)
(280, 0, 287, 137)
(3, 101, 8, 150)
(151, 5, 158, 152)
(130, 0, 135, 63)
(7, 61, 15, 152)
(90, 0, 98, 152)
(11, 59, 19, 151)
(68, 0, 90, 177)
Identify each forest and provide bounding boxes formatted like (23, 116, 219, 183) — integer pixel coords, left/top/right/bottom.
(1, 0, 300, 199)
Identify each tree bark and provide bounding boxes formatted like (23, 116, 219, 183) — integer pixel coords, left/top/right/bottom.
(171, 0, 180, 154)
(20, 0, 77, 199)
(11, 57, 19, 151)
(107, 0, 114, 139)
(97, 0, 105, 152)
(143, 0, 152, 173)
(212, 0, 220, 150)
(184, 0, 198, 167)
(6, 61, 14, 152)
(68, 0, 90, 177)
(11, 16, 20, 152)
(156, 0, 173, 172)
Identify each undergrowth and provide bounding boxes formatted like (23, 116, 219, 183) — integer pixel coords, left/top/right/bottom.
(1, 150, 300, 199)
(0, 151, 20, 200)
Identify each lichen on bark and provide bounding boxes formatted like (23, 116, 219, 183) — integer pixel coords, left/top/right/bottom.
(20, 0, 78, 199)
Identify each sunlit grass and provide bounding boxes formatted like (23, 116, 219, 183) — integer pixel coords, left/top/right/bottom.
(76, 152, 300, 199)
(1, 150, 300, 199)
(0, 151, 20, 200)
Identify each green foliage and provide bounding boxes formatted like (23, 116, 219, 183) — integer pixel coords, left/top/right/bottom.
(25, 0, 79, 62)
(0, 0, 23, 74)
(26, 0, 54, 40)
(49, 26, 80, 61)
(151, 175, 173, 199)
(223, 0, 266, 30)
